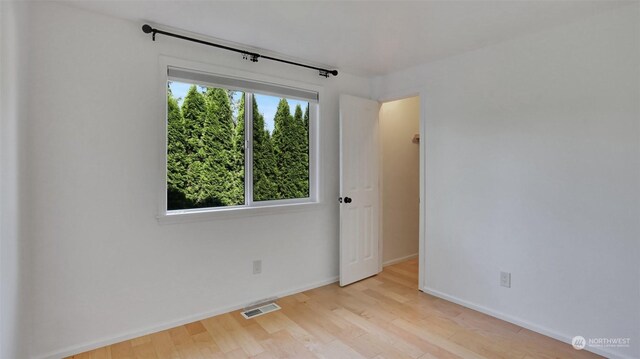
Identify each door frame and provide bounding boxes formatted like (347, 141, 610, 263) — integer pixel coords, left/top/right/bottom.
(376, 87, 427, 291)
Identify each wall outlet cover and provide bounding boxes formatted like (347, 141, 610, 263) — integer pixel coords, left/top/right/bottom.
(253, 260, 262, 274)
(500, 271, 511, 288)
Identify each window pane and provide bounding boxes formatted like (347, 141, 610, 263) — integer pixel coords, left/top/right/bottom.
(166, 81, 245, 210)
(252, 94, 310, 201)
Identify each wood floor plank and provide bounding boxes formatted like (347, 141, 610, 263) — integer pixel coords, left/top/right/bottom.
(259, 330, 317, 359)
(131, 342, 158, 359)
(223, 348, 249, 359)
(342, 333, 386, 358)
(293, 295, 367, 340)
(218, 313, 265, 356)
(201, 316, 241, 354)
(447, 328, 527, 359)
(314, 339, 369, 359)
(333, 307, 424, 358)
(346, 331, 422, 359)
(131, 335, 153, 347)
(148, 331, 181, 359)
(249, 351, 279, 359)
(68, 259, 603, 359)
(277, 297, 338, 344)
(390, 318, 487, 359)
(168, 326, 194, 348)
(369, 316, 461, 359)
(86, 347, 112, 359)
(109, 341, 135, 359)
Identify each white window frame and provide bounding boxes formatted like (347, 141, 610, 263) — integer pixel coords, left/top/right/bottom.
(157, 57, 322, 223)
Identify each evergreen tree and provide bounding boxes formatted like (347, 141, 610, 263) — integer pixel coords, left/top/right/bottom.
(292, 104, 309, 197)
(252, 99, 279, 201)
(303, 105, 309, 133)
(271, 99, 290, 198)
(167, 88, 190, 210)
(204, 88, 238, 206)
(181, 85, 221, 207)
(182, 85, 207, 153)
(272, 99, 308, 199)
(286, 104, 307, 197)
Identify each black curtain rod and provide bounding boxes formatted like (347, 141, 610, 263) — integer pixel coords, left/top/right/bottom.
(141, 24, 338, 78)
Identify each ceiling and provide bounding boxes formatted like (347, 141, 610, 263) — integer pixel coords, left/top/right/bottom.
(64, 0, 631, 77)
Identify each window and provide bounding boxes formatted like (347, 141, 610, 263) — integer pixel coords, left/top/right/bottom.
(165, 67, 318, 214)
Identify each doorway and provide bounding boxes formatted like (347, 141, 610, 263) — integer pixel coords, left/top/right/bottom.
(379, 96, 420, 284)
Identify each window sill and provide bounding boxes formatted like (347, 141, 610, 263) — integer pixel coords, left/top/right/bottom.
(156, 201, 324, 225)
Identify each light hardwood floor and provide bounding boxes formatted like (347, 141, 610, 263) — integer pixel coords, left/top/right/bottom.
(69, 259, 602, 359)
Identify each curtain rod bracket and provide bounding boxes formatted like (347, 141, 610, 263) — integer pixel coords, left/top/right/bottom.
(242, 53, 259, 62)
(320, 69, 339, 77)
(141, 23, 338, 77)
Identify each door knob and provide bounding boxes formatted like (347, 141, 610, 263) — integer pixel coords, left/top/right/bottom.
(344, 197, 352, 203)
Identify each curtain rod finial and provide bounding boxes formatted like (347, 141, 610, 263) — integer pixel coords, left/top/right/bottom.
(142, 24, 153, 34)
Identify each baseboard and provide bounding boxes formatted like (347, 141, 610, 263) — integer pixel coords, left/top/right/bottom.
(421, 286, 635, 359)
(36, 276, 339, 359)
(383, 253, 418, 267)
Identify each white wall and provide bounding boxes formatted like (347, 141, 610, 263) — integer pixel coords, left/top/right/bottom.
(374, 4, 639, 359)
(0, 1, 29, 358)
(380, 97, 420, 264)
(23, 2, 371, 358)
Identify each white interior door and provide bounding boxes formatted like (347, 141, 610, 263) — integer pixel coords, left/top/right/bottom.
(339, 94, 380, 286)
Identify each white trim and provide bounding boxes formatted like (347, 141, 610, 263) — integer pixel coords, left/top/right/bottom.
(417, 91, 427, 290)
(168, 66, 319, 103)
(157, 201, 324, 224)
(245, 92, 254, 207)
(383, 253, 418, 267)
(421, 287, 635, 359)
(37, 276, 339, 359)
(377, 102, 384, 273)
(161, 56, 325, 96)
(157, 55, 322, 224)
(157, 56, 170, 222)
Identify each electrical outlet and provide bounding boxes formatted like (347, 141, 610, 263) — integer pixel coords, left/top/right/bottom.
(500, 271, 511, 288)
(253, 260, 262, 275)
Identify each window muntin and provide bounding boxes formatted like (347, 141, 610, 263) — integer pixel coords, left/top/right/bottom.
(166, 70, 317, 214)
